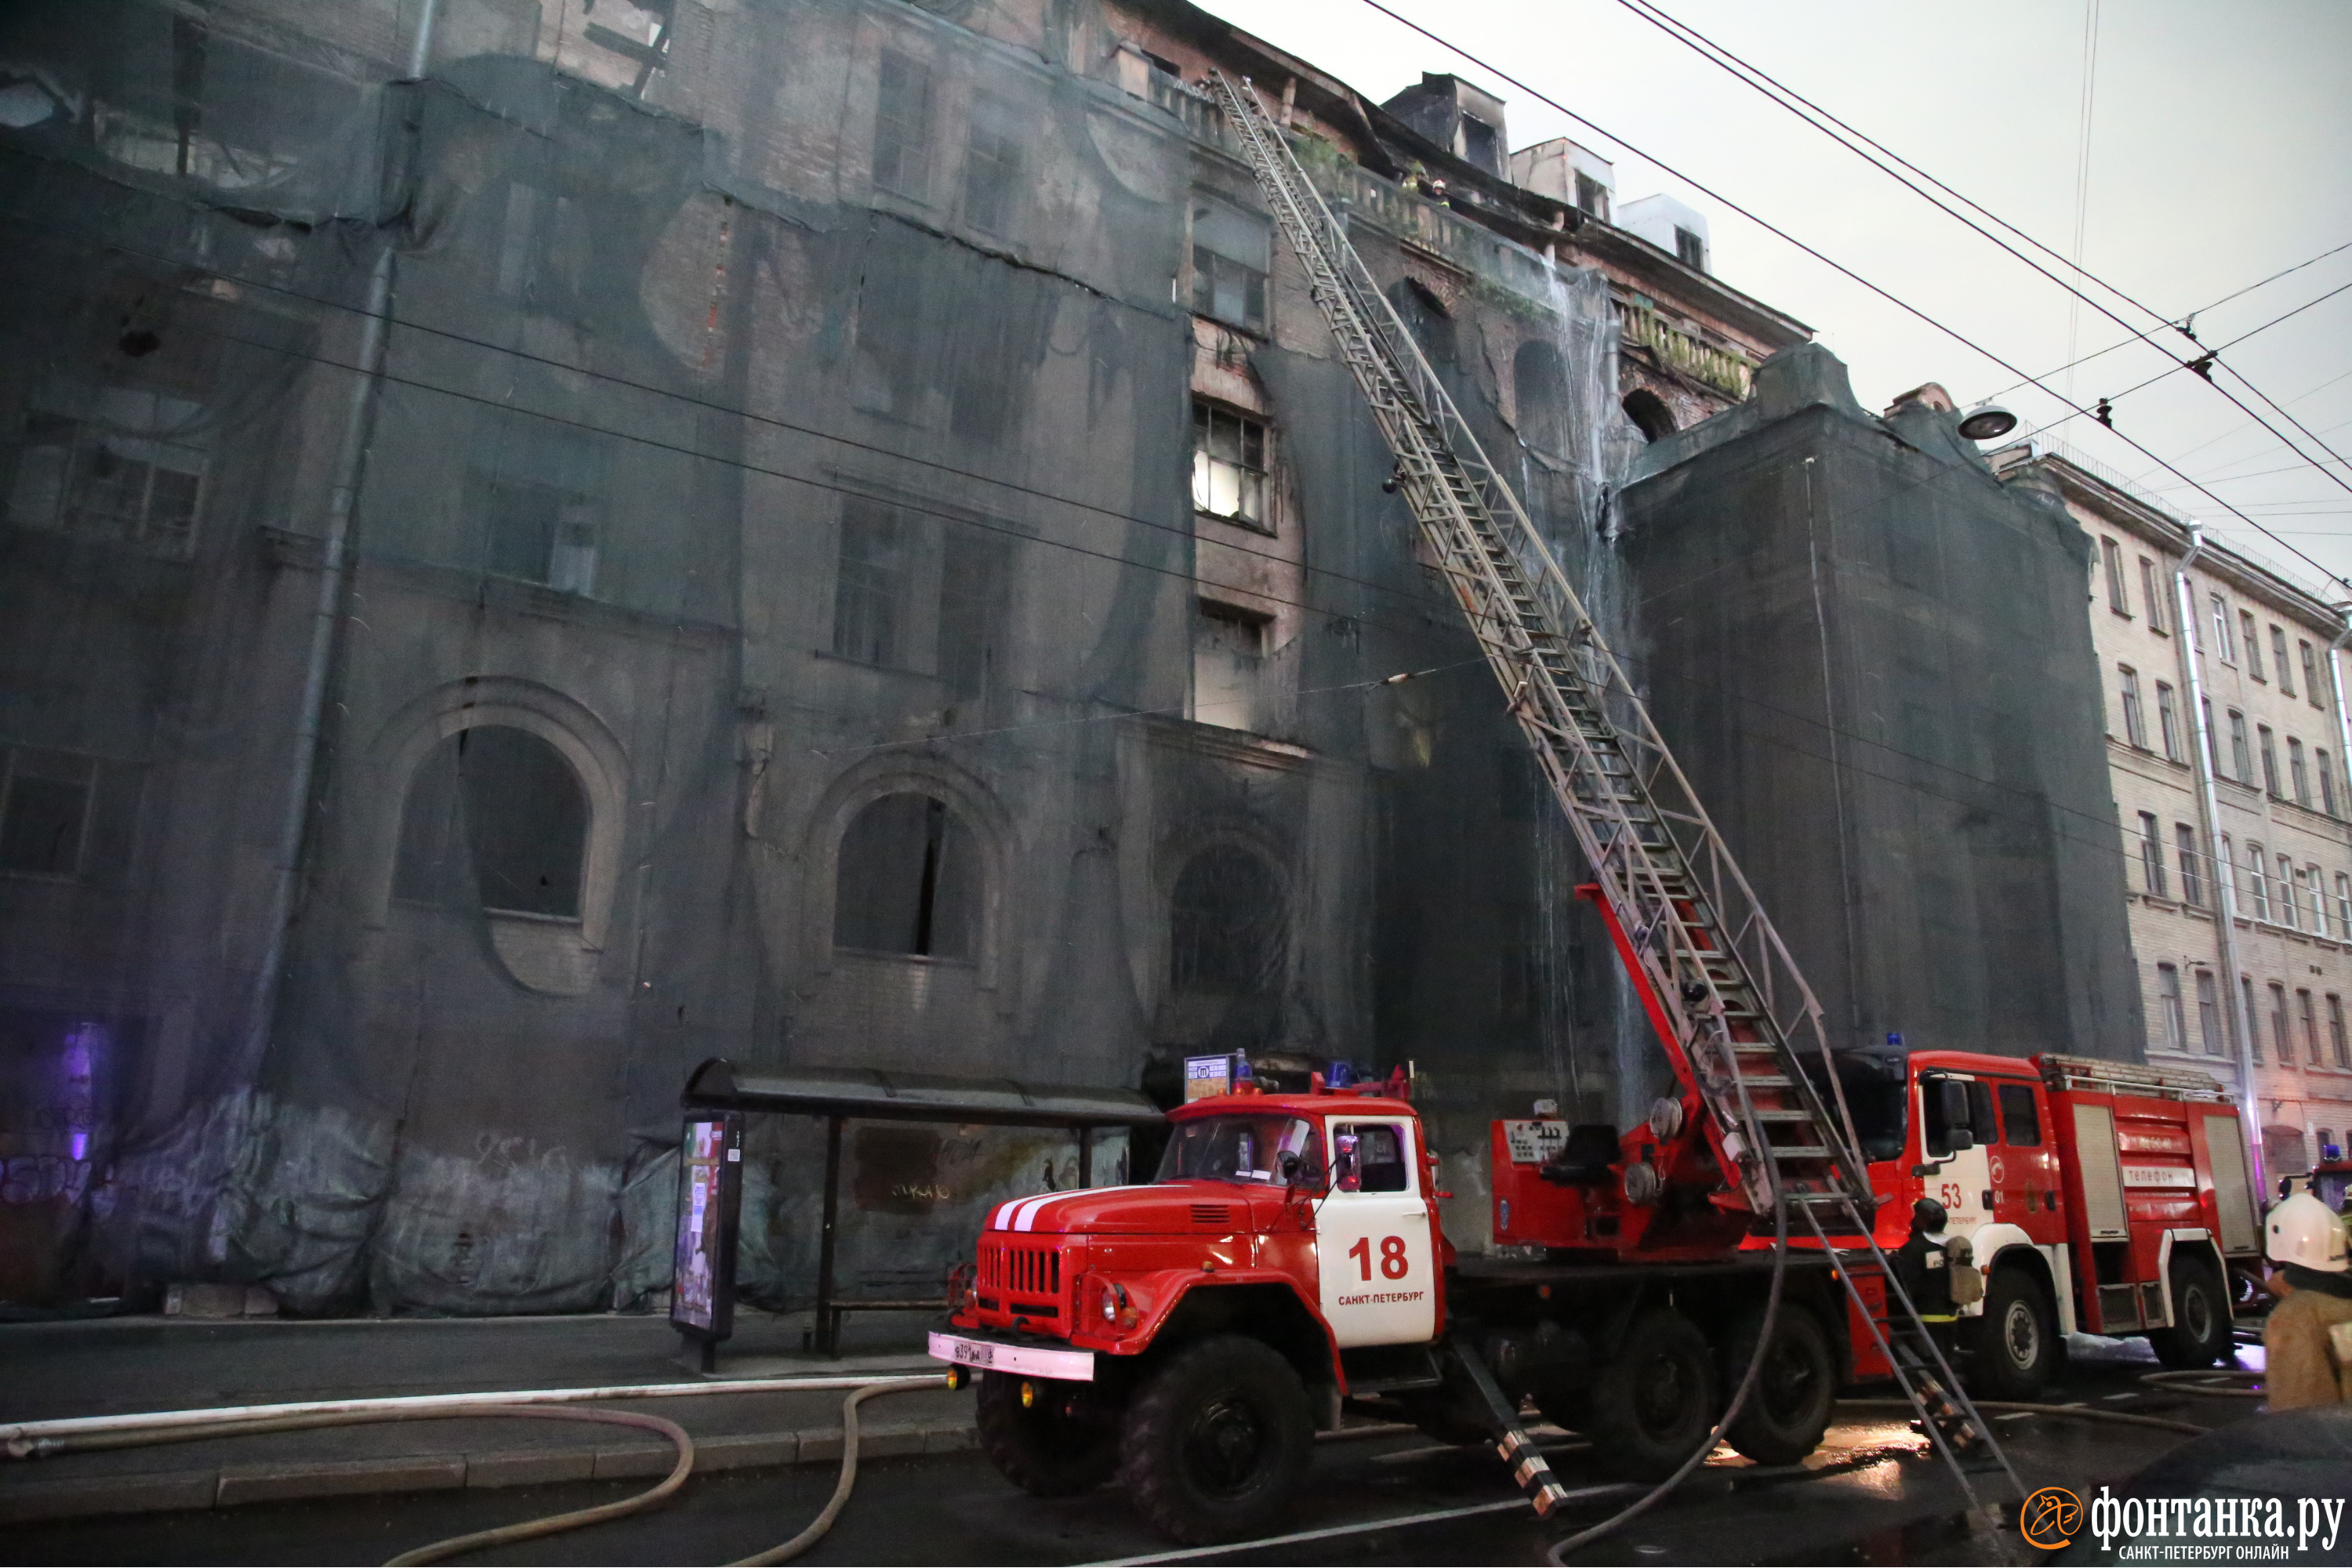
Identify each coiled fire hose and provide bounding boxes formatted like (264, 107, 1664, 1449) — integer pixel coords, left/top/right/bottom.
(2, 1372, 947, 1565)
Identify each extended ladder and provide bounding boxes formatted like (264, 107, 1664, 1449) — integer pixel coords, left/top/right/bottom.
(1206, 68, 2018, 1534)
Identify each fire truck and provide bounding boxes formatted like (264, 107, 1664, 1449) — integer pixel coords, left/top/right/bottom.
(927, 1041, 2260, 1543)
(923, 71, 2261, 1546)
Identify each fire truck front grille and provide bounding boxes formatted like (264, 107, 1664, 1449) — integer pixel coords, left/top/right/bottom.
(982, 1240, 1062, 1298)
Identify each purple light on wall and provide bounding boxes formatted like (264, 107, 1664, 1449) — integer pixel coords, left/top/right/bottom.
(62, 1021, 103, 1162)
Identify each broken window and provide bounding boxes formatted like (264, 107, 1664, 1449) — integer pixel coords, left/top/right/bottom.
(10, 401, 205, 557)
(2118, 666, 2146, 748)
(1573, 172, 1610, 221)
(832, 500, 907, 667)
(1622, 388, 1675, 443)
(0, 748, 95, 877)
(1192, 401, 1268, 528)
(394, 727, 586, 918)
(2154, 681, 2181, 761)
(1457, 113, 1498, 173)
(2140, 557, 2167, 631)
(1673, 226, 1705, 271)
(1190, 196, 1269, 333)
(833, 793, 978, 961)
(2100, 537, 2128, 614)
(1512, 340, 1569, 456)
(2137, 811, 2165, 897)
(2176, 822, 2203, 907)
(1170, 844, 1283, 994)
(961, 94, 1022, 235)
(470, 418, 604, 593)
(873, 49, 932, 198)
(1192, 598, 1269, 732)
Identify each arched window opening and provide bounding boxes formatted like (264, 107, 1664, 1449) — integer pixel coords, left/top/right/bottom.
(394, 726, 586, 919)
(1623, 388, 1677, 443)
(1514, 340, 1570, 456)
(1170, 845, 1285, 995)
(834, 793, 979, 960)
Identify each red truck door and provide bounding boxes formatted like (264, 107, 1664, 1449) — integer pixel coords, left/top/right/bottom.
(1315, 1116, 1439, 1346)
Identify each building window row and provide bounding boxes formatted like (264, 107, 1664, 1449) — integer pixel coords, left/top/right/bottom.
(2155, 963, 2352, 1071)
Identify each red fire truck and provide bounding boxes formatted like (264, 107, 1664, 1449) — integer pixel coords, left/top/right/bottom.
(928, 1044, 2261, 1544)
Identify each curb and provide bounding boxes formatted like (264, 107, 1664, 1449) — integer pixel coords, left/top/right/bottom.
(0, 1417, 978, 1525)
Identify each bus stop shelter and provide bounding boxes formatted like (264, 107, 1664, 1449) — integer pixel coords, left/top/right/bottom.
(680, 1058, 1163, 1353)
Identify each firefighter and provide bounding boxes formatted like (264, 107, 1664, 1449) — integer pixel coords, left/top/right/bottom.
(2261, 1190, 2352, 1410)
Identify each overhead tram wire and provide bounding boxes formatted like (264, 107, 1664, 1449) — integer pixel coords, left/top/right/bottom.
(1981, 239, 2352, 405)
(1352, 0, 2352, 591)
(1605, 0, 2352, 491)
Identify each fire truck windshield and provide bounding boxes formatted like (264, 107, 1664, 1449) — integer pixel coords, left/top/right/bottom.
(1803, 1050, 1909, 1163)
(1156, 1115, 1324, 1188)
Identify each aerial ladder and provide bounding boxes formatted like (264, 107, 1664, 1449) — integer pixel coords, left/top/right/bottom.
(1205, 69, 2020, 1537)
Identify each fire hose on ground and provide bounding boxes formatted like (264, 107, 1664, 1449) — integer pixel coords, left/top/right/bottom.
(0, 1372, 947, 1566)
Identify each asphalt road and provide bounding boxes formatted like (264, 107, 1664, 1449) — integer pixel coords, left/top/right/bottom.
(5, 1338, 2246, 1567)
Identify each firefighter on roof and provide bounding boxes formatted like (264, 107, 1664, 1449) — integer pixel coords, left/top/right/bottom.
(2262, 1191, 2352, 1410)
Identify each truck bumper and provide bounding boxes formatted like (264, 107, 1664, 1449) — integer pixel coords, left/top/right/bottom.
(928, 1330, 1096, 1382)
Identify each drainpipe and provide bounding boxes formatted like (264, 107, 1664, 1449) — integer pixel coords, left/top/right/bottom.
(2173, 520, 2266, 1193)
(240, 0, 439, 1081)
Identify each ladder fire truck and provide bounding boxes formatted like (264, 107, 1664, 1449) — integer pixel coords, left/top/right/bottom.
(925, 74, 2263, 1546)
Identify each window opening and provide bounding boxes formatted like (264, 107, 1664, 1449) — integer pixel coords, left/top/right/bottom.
(2270, 982, 2292, 1065)
(2278, 855, 2299, 928)
(0, 747, 96, 877)
(1190, 196, 1269, 332)
(1457, 113, 1498, 172)
(1622, 388, 1677, 442)
(2155, 681, 2182, 761)
(2309, 864, 2329, 936)
(2243, 612, 2264, 680)
(11, 407, 204, 557)
(2176, 823, 2203, 907)
(2155, 965, 2186, 1051)
(2100, 537, 2129, 613)
(2248, 843, 2269, 920)
(2196, 971, 2223, 1055)
(962, 95, 1021, 234)
(1170, 843, 1284, 994)
(2301, 641, 2324, 708)
(873, 49, 932, 198)
(2330, 995, 2350, 1068)
(2119, 666, 2147, 747)
(2229, 710, 2252, 782)
(2137, 812, 2165, 896)
(1672, 226, 1705, 270)
(2299, 989, 2321, 1064)
(1573, 172, 1610, 220)
(833, 793, 978, 961)
(393, 727, 586, 918)
(1191, 401, 1268, 528)
(1192, 600, 1269, 732)
(2290, 737, 2310, 807)
(2274, 627, 2296, 695)
(2140, 558, 2167, 631)
(833, 501, 906, 667)
(2212, 596, 2234, 662)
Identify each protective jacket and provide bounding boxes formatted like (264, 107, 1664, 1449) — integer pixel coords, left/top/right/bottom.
(2264, 1266, 2352, 1410)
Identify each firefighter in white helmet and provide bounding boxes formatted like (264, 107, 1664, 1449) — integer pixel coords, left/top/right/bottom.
(2262, 1191, 2352, 1410)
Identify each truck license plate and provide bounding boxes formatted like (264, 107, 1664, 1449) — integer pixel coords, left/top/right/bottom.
(927, 1331, 1094, 1382)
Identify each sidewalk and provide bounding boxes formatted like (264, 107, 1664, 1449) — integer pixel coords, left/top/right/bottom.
(0, 1309, 968, 1524)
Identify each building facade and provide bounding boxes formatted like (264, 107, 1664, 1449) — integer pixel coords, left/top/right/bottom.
(2003, 448, 2352, 1185)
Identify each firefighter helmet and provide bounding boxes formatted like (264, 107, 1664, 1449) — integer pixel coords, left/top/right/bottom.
(2264, 1191, 2349, 1272)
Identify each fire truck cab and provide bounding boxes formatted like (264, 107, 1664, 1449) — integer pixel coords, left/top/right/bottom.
(1803, 1045, 2261, 1396)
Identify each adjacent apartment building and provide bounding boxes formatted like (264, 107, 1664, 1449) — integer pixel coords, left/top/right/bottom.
(2002, 446, 2352, 1185)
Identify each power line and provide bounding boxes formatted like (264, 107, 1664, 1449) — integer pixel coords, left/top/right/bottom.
(1604, 0, 2352, 497)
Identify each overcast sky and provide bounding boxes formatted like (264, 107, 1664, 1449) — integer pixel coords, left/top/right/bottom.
(1197, 0, 2352, 601)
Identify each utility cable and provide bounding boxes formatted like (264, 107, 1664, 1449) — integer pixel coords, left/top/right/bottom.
(1351, 0, 2352, 590)
(1606, 0, 2352, 493)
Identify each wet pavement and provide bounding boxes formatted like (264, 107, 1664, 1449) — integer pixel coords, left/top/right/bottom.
(0, 1332, 2263, 1566)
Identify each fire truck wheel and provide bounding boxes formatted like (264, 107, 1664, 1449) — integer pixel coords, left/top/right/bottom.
(1584, 1306, 1719, 1482)
(1718, 1305, 1835, 1466)
(1117, 1334, 1314, 1544)
(2149, 1258, 2231, 1369)
(1971, 1266, 2056, 1399)
(975, 1372, 1118, 1497)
